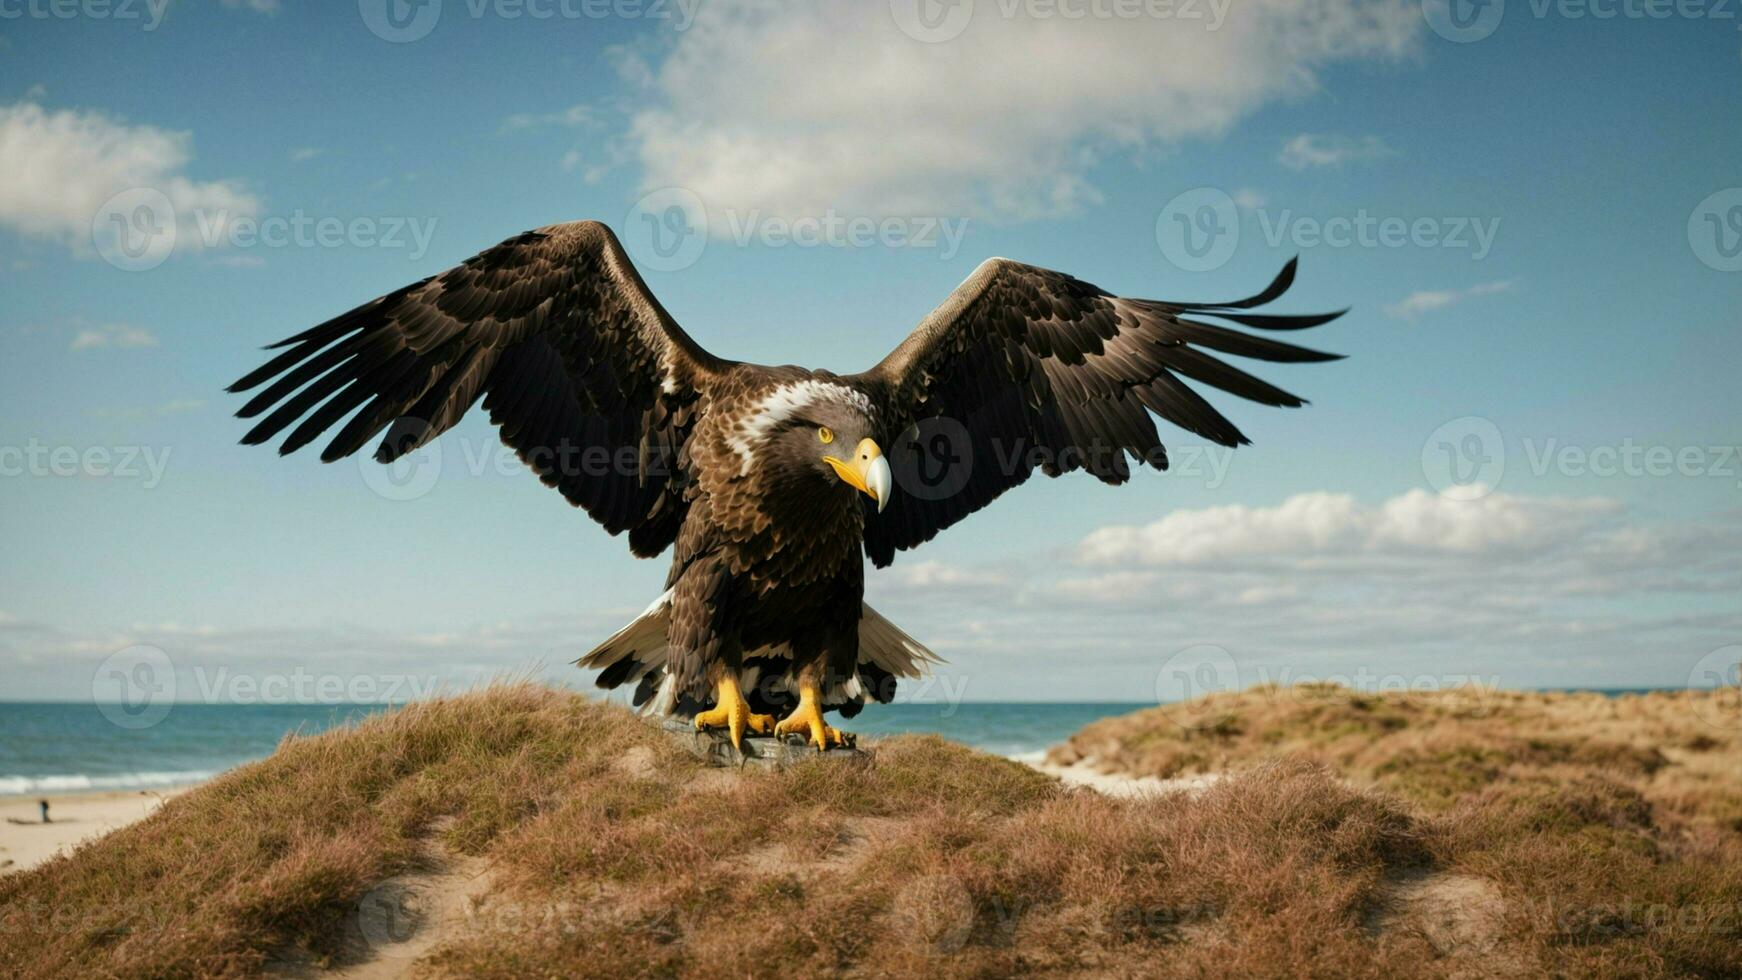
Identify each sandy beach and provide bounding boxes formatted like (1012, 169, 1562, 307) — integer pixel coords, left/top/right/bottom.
(0, 789, 186, 875)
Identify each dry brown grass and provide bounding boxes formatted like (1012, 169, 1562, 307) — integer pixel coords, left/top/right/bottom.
(3, 683, 1737, 978)
(1051, 683, 1742, 977)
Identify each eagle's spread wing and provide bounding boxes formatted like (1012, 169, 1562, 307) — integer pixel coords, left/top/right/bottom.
(229, 220, 726, 557)
(851, 257, 1344, 567)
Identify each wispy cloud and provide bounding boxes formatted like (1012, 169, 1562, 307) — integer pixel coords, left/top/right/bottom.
(842, 490, 1742, 695)
(1057, 491, 1741, 666)
(500, 104, 596, 132)
(1077, 489, 1619, 567)
(69, 323, 159, 351)
(1233, 188, 1267, 210)
(1385, 279, 1514, 319)
(626, 0, 1419, 227)
(290, 146, 322, 163)
(1278, 133, 1395, 169)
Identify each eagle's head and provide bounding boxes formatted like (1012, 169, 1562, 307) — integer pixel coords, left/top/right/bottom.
(733, 379, 892, 513)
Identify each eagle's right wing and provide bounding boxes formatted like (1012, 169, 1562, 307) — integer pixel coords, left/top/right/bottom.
(229, 220, 727, 558)
(850, 258, 1345, 567)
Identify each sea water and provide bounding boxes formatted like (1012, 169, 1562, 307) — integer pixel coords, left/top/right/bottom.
(0, 693, 1673, 796)
(0, 701, 1143, 796)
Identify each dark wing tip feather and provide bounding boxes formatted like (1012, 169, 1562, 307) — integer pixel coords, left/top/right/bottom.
(1207, 308, 1347, 331)
(1227, 255, 1298, 309)
(264, 329, 317, 350)
(226, 361, 281, 394)
(373, 417, 426, 464)
(1171, 256, 1301, 312)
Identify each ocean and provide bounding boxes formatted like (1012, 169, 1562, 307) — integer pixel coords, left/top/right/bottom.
(0, 701, 1147, 797)
(2, 691, 1691, 798)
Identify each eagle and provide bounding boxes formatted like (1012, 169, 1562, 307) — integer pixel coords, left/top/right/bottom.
(231, 221, 1342, 753)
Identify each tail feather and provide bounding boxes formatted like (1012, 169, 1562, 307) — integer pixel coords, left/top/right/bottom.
(575, 597, 943, 718)
(857, 603, 942, 679)
(575, 588, 672, 694)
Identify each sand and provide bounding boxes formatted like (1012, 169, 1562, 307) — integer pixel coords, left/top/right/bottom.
(0, 790, 185, 875)
(1024, 759, 1224, 799)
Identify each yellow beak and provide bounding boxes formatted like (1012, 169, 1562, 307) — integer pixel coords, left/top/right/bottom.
(824, 438, 892, 513)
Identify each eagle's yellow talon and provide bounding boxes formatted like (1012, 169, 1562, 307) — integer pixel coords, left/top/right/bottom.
(693, 674, 773, 755)
(774, 679, 854, 753)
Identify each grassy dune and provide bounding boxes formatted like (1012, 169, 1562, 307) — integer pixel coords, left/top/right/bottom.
(1050, 683, 1742, 977)
(1, 684, 1738, 978)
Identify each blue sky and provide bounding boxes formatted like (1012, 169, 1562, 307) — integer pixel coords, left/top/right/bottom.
(1, 0, 1738, 703)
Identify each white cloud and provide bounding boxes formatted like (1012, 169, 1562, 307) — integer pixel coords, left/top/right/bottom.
(1385, 289, 1456, 318)
(70, 323, 159, 351)
(290, 146, 322, 163)
(833, 491, 1741, 695)
(1233, 187, 1267, 210)
(0, 101, 259, 258)
(501, 104, 596, 132)
(887, 559, 1011, 589)
(1385, 279, 1514, 319)
(1278, 132, 1394, 169)
(1079, 489, 1621, 567)
(503, 106, 624, 179)
(627, 0, 1419, 227)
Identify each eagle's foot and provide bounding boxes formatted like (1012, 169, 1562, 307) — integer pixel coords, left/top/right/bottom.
(774, 686, 855, 753)
(693, 674, 774, 755)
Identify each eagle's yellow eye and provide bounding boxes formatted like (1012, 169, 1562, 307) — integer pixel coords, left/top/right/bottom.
(818, 426, 835, 444)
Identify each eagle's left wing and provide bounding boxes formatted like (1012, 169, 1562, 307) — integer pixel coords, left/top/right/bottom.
(229, 220, 729, 558)
(849, 257, 1344, 567)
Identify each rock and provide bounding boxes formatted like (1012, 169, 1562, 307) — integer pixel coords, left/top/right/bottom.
(648, 716, 871, 770)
